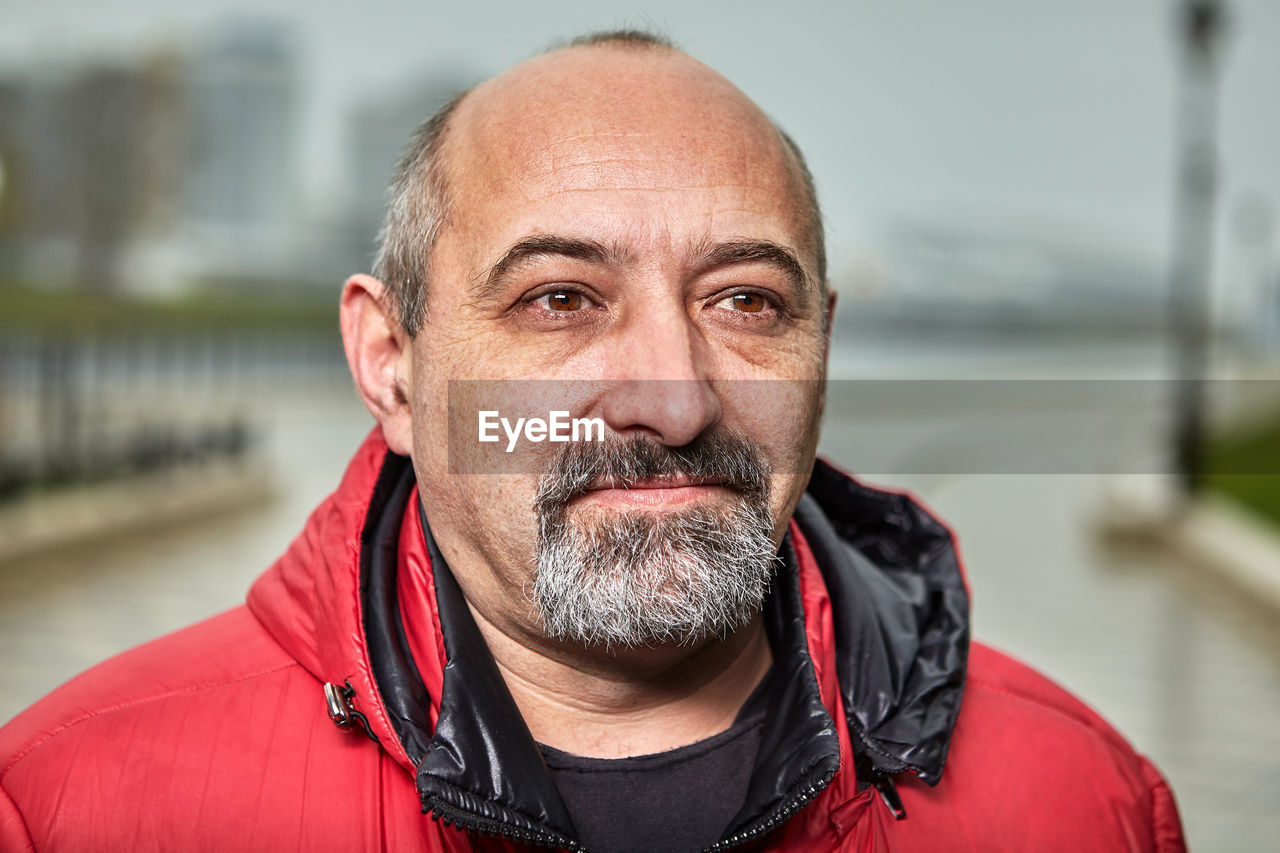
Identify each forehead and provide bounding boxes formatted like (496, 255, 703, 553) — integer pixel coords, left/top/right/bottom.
(440, 47, 809, 261)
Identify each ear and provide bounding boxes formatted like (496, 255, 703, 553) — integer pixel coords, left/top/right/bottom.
(340, 274, 415, 456)
(823, 290, 838, 353)
(818, 289, 838, 417)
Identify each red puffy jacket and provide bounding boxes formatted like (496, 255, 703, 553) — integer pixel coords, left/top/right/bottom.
(0, 430, 1185, 851)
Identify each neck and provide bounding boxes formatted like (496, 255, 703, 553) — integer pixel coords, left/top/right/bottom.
(469, 605, 773, 759)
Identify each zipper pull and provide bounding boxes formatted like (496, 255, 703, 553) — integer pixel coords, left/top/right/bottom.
(872, 774, 907, 821)
(323, 680, 382, 745)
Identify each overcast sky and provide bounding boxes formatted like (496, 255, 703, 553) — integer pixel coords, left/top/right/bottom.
(3, 0, 1278, 282)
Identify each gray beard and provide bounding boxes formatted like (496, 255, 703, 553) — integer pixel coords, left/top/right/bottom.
(531, 435, 779, 649)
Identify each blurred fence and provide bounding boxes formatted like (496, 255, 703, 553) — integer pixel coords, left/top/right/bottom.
(0, 331, 347, 498)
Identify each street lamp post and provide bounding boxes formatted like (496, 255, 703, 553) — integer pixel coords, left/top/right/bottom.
(1169, 0, 1228, 497)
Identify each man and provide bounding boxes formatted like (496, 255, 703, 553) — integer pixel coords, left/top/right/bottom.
(0, 31, 1184, 852)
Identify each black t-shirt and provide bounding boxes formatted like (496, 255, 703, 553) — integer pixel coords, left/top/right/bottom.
(538, 669, 774, 853)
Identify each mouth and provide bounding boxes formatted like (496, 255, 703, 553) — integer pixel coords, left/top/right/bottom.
(576, 475, 731, 509)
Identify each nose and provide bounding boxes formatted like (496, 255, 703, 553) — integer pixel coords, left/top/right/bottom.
(598, 307, 721, 447)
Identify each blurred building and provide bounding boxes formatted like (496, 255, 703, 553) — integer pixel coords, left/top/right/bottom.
(0, 21, 347, 295)
(173, 23, 312, 287)
(1227, 195, 1280, 353)
(0, 24, 492, 296)
(342, 73, 475, 273)
(184, 25, 298, 227)
(0, 51, 186, 292)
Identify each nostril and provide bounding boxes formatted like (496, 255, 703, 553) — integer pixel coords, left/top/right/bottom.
(599, 379, 722, 448)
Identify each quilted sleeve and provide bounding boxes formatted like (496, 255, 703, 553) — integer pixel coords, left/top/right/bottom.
(1141, 756, 1187, 853)
(1, 782, 36, 853)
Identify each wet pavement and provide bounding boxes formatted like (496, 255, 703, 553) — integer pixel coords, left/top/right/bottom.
(2, 360, 1278, 850)
(902, 472, 1280, 853)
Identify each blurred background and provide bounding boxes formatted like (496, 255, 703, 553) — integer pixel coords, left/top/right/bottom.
(1, 1, 1277, 849)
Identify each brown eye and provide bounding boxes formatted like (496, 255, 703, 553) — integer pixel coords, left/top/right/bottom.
(545, 291, 583, 311)
(730, 293, 767, 313)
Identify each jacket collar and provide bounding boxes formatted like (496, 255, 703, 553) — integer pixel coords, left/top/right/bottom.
(247, 430, 969, 834)
(796, 462, 970, 784)
(247, 429, 419, 770)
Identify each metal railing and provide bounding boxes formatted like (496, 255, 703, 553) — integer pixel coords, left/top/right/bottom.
(0, 331, 347, 498)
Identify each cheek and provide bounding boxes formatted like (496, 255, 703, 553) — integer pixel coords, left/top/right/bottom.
(408, 346, 543, 586)
(709, 329, 828, 380)
(721, 379, 822, 468)
(720, 379, 822, 538)
(417, 470, 544, 584)
(769, 473, 810, 535)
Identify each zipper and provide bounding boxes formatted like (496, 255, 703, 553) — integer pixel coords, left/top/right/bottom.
(421, 793, 582, 851)
(849, 719, 914, 779)
(850, 732, 910, 822)
(701, 768, 837, 852)
(328, 667, 575, 847)
(421, 769, 836, 853)
(422, 767, 839, 853)
(323, 681, 381, 745)
(872, 774, 907, 821)
(848, 716, 916, 822)
(338, 673, 901, 844)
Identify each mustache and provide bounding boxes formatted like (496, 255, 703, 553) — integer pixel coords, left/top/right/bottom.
(534, 430, 771, 511)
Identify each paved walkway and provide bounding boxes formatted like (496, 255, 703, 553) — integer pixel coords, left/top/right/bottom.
(892, 471, 1280, 853)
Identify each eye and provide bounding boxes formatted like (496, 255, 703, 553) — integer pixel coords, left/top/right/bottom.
(535, 290, 589, 311)
(545, 291, 582, 311)
(715, 292, 774, 314)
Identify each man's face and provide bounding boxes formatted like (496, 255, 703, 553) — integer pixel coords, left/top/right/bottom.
(406, 47, 829, 649)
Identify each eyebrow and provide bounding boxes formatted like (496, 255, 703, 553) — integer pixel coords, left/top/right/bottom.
(471, 236, 627, 301)
(696, 239, 813, 297)
(470, 234, 814, 302)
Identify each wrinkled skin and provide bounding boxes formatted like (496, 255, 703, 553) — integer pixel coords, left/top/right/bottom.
(342, 43, 833, 756)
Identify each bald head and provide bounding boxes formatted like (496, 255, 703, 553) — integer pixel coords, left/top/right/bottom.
(374, 32, 826, 336)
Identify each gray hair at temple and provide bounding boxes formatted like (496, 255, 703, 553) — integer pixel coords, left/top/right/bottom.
(372, 30, 828, 338)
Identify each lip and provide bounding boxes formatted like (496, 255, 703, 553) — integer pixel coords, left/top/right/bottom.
(577, 478, 729, 508)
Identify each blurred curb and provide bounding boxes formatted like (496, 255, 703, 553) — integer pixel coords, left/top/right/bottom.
(1098, 475, 1280, 612)
(0, 458, 274, 567)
